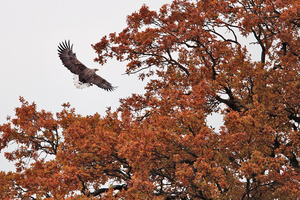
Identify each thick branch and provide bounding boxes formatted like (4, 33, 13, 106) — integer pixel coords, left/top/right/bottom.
(166, 48, 190, 76)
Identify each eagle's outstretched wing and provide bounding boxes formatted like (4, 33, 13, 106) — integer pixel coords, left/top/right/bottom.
(57, 40, 87, 74)
(88, 74, 116, 91)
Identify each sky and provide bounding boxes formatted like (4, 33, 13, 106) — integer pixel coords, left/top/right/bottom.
(0, 0, 175, 172)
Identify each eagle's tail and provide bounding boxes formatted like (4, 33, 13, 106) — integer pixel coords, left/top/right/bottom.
(73, 75, 92, 89)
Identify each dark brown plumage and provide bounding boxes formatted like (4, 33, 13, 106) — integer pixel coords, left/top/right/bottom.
(58, 40, 115, 91)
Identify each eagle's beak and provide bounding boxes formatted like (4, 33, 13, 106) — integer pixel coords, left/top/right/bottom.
(95, 69, 99, 71)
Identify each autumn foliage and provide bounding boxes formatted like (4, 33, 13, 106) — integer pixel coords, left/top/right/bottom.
(1, 0, 300, 199)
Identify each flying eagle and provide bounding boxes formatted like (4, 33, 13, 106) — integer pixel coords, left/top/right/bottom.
(58, 40, 116, 91)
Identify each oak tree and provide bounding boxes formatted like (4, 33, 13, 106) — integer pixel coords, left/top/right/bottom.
(1, 0, 299, 199)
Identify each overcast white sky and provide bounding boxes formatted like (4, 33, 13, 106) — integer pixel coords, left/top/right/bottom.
(0, 0, 174, 172)
(0, 0, 175, 122)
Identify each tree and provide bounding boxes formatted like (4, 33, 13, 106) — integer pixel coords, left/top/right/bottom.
(1, 0, 299, 199)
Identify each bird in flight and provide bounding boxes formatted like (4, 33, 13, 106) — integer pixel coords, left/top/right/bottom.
(58, 40, 116, 91)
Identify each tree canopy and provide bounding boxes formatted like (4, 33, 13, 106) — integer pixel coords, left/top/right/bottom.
(1, 0, 299, 199)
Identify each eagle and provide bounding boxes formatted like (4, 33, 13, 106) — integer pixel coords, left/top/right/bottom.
(58, 40, 116, 91)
